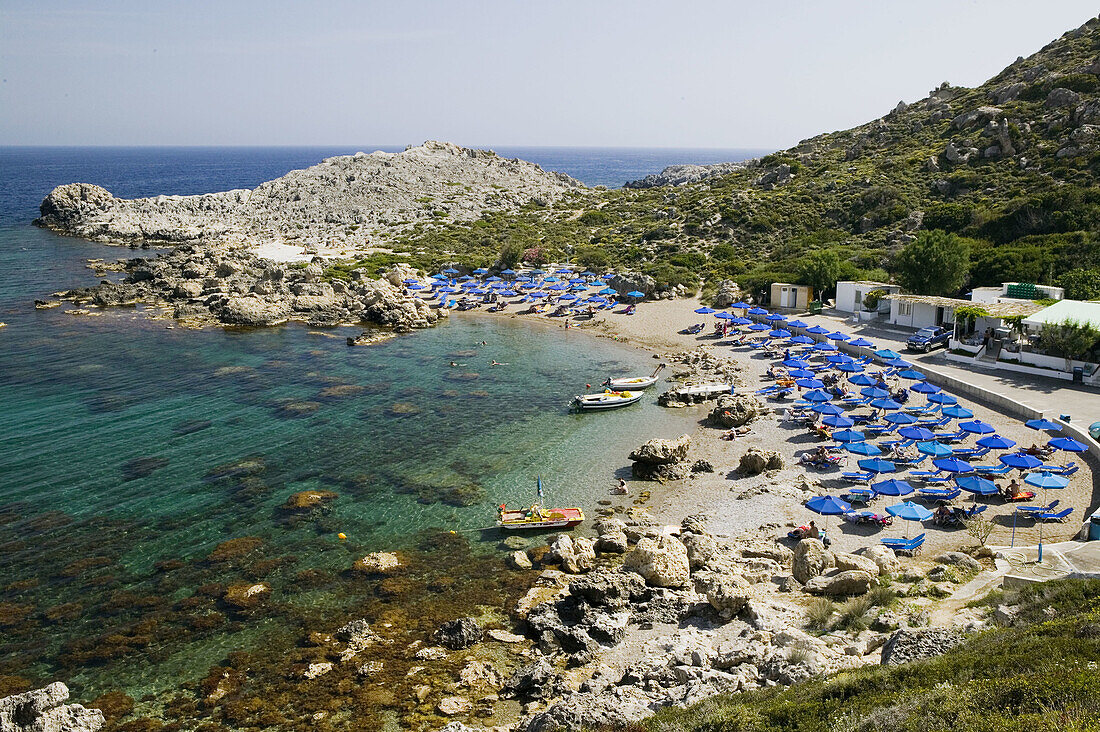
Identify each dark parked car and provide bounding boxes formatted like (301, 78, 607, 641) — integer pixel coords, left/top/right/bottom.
(906, 326, 950, 352)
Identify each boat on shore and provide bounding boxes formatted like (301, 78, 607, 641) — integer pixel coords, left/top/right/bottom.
(497, 478, 584, 530)
(603, 363, 665, 390)
(573, 390, 644, 410)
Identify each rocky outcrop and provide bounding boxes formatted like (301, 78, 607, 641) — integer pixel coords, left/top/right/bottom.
(880, 628, 964, 665)
(623, 535, 691, 588)
(860, 545, 900, 576)
(607, 272, 657, 298)
(36, 142, 584, 248)
(624, 160, 753, 189)
(792, 539, 831, 584)
(353, 551, 404, 575)
(0, 683, 104, 732)
(433, 617, 483, 650)
(712, 280, 745, 308)
(630, 434, 692, 481)
(804, 570, 876, 596)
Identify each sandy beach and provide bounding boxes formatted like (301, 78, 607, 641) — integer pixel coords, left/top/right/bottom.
(459, 294, 1098, 559)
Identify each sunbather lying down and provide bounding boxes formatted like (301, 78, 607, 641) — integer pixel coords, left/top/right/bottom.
(721, 426, 752, 440)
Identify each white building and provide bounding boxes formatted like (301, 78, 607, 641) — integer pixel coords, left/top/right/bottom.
(971, 282, 1065, 305)
(884, 294, 961, 330)
(834, 281, 901, 315)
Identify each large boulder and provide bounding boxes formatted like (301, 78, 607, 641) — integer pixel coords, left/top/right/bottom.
(681, 532, 722, 572)
(737, 447, 783, 476)
(792, 539, 830, 584)
(804, 570, 875, 596)
(860, 545, 901, 576)
(739, 540, 794, 569)
(0, 682, 105, 732)
(622, 535, 691, 588)
(832, 552, 880, 576)
(607, 272, 657, 298)
(694, 570, 753, 619)
(629, 434, 691, 465)
(594, 518, 629, 554)
(36, 183, 116, 229)
(934, 552, 982, 572)
(631, 461, 690, 481)
(712, 280, 743, 308)
(567, 570, 649, 609)
(708, 394, 764, 428)
(880, 628, 964, 665)
(217, 294, 292, 326)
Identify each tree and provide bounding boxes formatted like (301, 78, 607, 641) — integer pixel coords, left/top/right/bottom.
(797, 250, 844, 298)
(893, 230, 971, 296)
(964, 515, 995, 547)
(498, 240, 523, 268)
(1038, 318, 1100, 363)
(1058, 268, 1100, 301)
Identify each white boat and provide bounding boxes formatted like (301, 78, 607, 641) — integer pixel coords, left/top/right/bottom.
(573, 390, 644, 410)
(603, 364, 664, 390)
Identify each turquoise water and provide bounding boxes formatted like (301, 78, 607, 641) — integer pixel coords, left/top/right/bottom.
(0, 148, 700, 724)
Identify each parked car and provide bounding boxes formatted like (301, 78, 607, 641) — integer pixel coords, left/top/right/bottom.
(906, 326, 950, 352)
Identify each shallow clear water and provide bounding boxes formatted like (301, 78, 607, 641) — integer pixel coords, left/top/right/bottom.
(0, 147, 703, 720)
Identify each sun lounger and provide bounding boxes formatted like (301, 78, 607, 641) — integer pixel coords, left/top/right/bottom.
(843, 510, 892, 527)
(934, 430, 967, 443)
(1016, 499, 1059, 517)
(917, 486, 961, 502)
(841, 471, 873, 484)
(843, 488, 875, 505)
(909, 470, 950, 484)
(973, 464, 1012, 476)
(881, 532, 925, 556)
(952, 446, 989, 459)
(1039, 462, 1078, 476)
(1038, 507, 1074, 522)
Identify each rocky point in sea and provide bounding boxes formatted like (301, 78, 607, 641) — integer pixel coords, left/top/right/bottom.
(32, 141, 587, 331)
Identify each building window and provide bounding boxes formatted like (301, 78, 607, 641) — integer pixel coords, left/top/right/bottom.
(898, 302, 912, 316)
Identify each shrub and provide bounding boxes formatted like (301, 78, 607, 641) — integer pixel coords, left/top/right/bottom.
(964, 515, 996, 547)
(804, 598, 835, 630)
(892, 230, 971, 296)
(867, 585, 897, 607)
(836, 596, 873, 631)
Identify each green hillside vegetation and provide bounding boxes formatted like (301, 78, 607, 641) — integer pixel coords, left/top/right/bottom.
(615, 578, 1100, 732)
(365, 17, 1100, 302)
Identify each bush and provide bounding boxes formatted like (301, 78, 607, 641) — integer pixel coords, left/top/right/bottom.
(836, 596, 873, 631)
(892, 230, 971, 296)
(867, 585, 897, 607)
(804, 598, 835, 630)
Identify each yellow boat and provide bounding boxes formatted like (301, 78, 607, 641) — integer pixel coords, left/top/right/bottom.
(497, 478, 584, 530)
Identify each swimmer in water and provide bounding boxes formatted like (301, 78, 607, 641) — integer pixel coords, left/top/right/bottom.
(491, 360, 509, 366)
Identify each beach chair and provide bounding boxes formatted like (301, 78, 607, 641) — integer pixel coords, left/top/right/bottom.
(892, 453, 926, 468)
(909, 470, 949, 484)
(933, 430, 967, 443)
(843, 488, 875, 505)
(841, 471, 873, 484)
(1038, 507, 1074, 523)
(1039, 462, 1078, 476)
(881, 533, 925, 556)
(973, 464, 1012, 476)
(1016, 499, 1059, 518)
(953, 446, 989, 459)
(917, 486, 961, 502)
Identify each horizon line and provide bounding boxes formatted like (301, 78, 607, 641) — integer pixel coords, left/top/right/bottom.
(0, 143, 779, 152)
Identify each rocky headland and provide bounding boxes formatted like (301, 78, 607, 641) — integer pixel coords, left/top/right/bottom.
(623, 160, 755, 188)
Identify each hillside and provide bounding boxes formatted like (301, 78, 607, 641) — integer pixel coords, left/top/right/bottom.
(391, 16, 1100, 301)
(623, 578, 1100, 732)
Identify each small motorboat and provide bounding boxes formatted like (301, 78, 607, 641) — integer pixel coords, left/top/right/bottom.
(497, 478, 584, 530)
(603, 364, 664, 390)
(573, 390, 643, 410)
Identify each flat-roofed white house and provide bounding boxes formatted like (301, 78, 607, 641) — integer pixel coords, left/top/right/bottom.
(835, 281, 901, 316)
(971, 282, 1065, 305)
(884, 294, 961, 330)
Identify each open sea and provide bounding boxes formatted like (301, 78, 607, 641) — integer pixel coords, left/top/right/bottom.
(0, 146, 757, 728)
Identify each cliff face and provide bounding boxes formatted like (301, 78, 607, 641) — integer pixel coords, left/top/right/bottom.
(35, 141, 586, 250)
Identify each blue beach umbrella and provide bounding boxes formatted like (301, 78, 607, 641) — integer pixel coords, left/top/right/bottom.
(885, 412, 918, 425)
(911, 381, 941, 394)
(803, 390, 833, 403)
(846, 441, 883, 456)
(859, 458, 896, 474)
(789, 369, 816, 378)
(861, 387, 891, 399)
(933, 457, 973, 474)
(917, 441, 953, 457)
(873, 478, 914, 497)
(959, 420, 996, 435)
(999, 452, 1042, 470)
(977, 435, 1016, 450)
(1048, 436, 1087, 454)
(837, 363, 865, 373)
(402, 278, 420, 284)
(805, 494, 852, 531)
(899, 426, 936, 441)
(1025, 418, 1062, 432)
(886, 500, 933, 538)
(826, 354, 855, 364)
(832, 429, 866, 443)
(1025, 471, 1069, 490)
(827, 332, 850, 341)
(715, 312, 736, 320)
(748, 307, 769, 316)
(849, 374, 877, 386)
(486, 276, 504, 283)
(695, 307, 716, 314)
(555, 268, 573, 274)
(590, 280, 607, 287)
(731, 302, 752, 310)
(796, 378, 825, 389)
(547, 284, 568, 291)
(874, 348, 902, 360)
(812, 404, 845, 416)
(885, 358, 911, 368)
(580, 271, 596, 277)
(748, 323, 770, 331)
(731, 316, 753, 325)
(790, 335, 815, 345)
(848, 338, 874, 347)
(442, 267, 459, 274)
(812, 342, 837, 352)
(928, 393, 958, 406)
(527, 291, 547, 298)
(766, 313, 788, 322)
(406, 283, 425, 290)
(769, 329, 792, 339)
(782, 358, 810, 369)
(430, 273, 446, 280)
(898, 369, 926, 380)
(543, 276, 560, 283)
(599, 288, 617, 295)
(626, 291, 645, 298)
(500, 269, 516, 276)
(806, 325, 831, 335)
(788, 320, 809, 328)
(473, 268, 489, 275)
(822, 415, 856, 428)
(870, 398, 903, 411)
(956, 475, 999, 496)
(941, 405, 973, 419)
(559, 293, 577, 301)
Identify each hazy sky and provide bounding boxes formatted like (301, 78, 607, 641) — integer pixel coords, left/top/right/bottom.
(1, 1, 1096, 149)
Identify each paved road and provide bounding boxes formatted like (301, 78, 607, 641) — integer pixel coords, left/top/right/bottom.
(798, 310, 1100, 429)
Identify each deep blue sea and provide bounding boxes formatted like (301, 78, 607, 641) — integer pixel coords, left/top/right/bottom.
(0, 146, 731, 725)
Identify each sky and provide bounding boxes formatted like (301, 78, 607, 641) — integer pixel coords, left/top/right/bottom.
(1, 1, 1097, 150)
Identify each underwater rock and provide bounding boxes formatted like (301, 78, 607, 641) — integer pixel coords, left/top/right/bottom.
(385, 401, 421, 417)
(0, 682, 105, 732)
(276, 400, 321, 418)
(222, 582, 271, 609)
(120, 456, 169, 481)
(353, 551, 405, 575)
(172, 418, 212, 435)
(437, 696, 472, 716)
(281, 490, 338, 511)
(204, 455, 266, 480)
(317, 384, 365, 399)
(206, 536, 263, 562)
